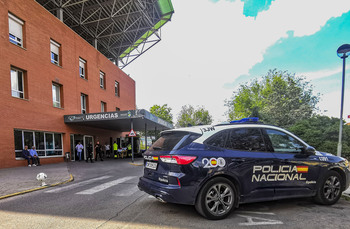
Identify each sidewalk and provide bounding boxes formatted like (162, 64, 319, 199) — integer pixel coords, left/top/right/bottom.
(0, 162, 72, 199)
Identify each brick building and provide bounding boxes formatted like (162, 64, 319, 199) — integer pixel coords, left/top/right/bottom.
(0, 0, 173, 168)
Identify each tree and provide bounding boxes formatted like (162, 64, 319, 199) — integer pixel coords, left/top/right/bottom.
(149, 104, 173, 124)
(288, 115, 350, 159)
(225, 69, 319, 128)
(176, 105, 213, 127)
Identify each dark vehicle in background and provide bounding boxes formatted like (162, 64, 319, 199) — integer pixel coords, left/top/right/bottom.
(138, 118, 350, 220)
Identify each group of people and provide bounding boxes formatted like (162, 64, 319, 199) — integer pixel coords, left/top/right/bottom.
(21, 139, 133, 167)
(22, 145, 41, 167)
(75, 140, 132, 162)
(75, 141, 104, 163)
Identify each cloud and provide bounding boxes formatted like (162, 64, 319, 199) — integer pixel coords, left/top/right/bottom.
(298, 66, 350, 81)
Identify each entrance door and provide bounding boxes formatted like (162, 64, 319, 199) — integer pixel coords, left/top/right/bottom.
(84, 135, 94, 160)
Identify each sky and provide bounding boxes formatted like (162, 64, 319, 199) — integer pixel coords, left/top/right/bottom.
(124, 0, 350, 125)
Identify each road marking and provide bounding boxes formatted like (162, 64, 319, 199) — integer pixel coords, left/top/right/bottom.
(236, 211, 276, 215)
(76, 176, 136, 195)
(45, 176, 112, 193)
(114, 185, 139, 197)
(237, 212, 283, 226)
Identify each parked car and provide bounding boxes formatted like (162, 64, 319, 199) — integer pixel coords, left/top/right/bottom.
(138, 118, 350, 220)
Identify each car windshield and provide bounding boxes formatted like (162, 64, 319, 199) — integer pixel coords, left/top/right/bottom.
(149, 131, 201, 151)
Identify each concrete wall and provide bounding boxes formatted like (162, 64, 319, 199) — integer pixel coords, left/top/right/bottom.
(0, 0, 136, 168)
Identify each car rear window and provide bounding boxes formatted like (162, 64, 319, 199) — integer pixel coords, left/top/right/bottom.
(149, 131, 201, 151)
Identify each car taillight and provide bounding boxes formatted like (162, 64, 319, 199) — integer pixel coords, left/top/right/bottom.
(159, 155, 197, 165)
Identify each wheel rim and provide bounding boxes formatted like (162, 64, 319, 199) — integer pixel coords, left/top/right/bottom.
(205, 183, 233, 216)
(323, 175, 341, 201)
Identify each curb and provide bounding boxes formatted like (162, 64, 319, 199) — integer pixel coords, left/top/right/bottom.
(0, 174, 74, 200)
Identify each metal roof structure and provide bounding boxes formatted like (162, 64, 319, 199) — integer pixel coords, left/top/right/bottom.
(64, 109, 174, 132)
(36, 0, 174, 69)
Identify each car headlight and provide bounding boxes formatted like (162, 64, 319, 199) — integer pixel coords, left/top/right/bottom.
(341, 159, 350, 169)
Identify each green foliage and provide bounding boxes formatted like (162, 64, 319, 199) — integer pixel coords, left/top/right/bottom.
(288, 115, 350, 158)
(149, 104, 173, 124)
(226, 69, 319, 128)
(176, 105, 213, 127)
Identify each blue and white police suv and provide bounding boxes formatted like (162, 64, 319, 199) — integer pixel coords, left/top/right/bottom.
(138, 118, 350, 220)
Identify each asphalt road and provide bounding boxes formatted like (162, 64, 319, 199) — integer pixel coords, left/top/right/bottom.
(0, 159, 350, 229)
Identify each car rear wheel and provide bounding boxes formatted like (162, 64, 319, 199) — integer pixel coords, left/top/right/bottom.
(314, 170, 343, 205)
(195, 177, 237, 220)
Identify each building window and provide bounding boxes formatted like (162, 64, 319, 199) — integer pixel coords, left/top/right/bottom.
(52, 83, 62, 108)
(11, 68, 24, 99)
(79, 58, 86, 79)
(116, 107, 120, 111)
(115, 81, 119, 96)
(100, 71, 105, 89)
(8, 13, 24, 47)
(101, 101, 106, 112)
(50, 39, 60, 66)
(81, 93, 87, 114)
(14, 129, 63, 158)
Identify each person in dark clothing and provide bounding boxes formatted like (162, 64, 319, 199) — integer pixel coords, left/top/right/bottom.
(86, 143, 94, 163)
(22, 145, 33, 167)
(95, 141, 103, 161)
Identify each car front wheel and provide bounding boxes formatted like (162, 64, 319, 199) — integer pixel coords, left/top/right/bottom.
(195, 177, 237, 220)
(314, 170, 343, 205)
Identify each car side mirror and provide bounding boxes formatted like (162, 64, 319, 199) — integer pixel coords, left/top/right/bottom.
(294, 146, 315, 158)
(303, 146, 316, 155)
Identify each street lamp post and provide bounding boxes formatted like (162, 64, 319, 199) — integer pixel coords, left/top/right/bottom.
(336, 44, 350, 157)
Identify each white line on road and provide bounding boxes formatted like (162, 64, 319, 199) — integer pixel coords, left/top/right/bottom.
(45, 176, 112, 193)
(76, 176, 136, 195)
(236, 211, 276, 215)
(237, 214, 283, 226)
(114, 185, 139, 197)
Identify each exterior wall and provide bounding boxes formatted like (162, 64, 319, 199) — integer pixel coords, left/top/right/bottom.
(0, 0, 136, 168)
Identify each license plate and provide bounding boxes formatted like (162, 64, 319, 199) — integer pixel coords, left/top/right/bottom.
(145, 161, 158, 170)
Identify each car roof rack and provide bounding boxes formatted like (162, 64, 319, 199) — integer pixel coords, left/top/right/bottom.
(215, 117, 263, 126)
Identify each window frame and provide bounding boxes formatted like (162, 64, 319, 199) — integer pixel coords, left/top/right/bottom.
(203, 130, 229, 149)
(14, 129, 64, 159)
(100, 71, 105, 89)
(81, 93, 87, 114)
(50, 39, 60, 66)
(101, 101, 106, 112)
(115, 81, 119, 97)
(8, 13, 24, 47)
(52, 83, 61, 108)
(79, 58, 86, 79)
(11, 67, 24, 99)
(263, 128, 306, 154)
(225, 127, 267, 152)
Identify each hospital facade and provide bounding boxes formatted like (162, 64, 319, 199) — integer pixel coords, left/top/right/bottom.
(0, 0, 137, 168)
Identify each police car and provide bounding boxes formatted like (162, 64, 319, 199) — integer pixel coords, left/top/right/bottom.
(138, 118, 350, 220)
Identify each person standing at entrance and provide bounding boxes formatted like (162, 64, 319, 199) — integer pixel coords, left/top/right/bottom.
(105, 143, 111, 158)
(86, 143, 94, 163)
(113, 141, 118, 158)
(75, 142, 83, 161)
(95, 141, 103, 161)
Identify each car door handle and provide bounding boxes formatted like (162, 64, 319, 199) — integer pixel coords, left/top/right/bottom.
(231, 158, 245, 162)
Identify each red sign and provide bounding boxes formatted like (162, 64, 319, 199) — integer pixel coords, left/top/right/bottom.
(129, 129, 136, 137)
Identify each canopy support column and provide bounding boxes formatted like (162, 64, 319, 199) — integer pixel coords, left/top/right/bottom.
(131, 119, 134, 163)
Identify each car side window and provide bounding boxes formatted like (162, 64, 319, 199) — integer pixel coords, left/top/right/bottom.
(265, 129, 304, 153)
(225, 128, 266, 151)
(204, 130, 229, 148)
